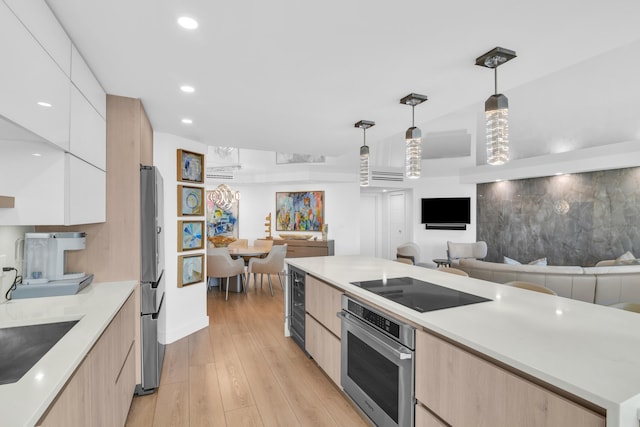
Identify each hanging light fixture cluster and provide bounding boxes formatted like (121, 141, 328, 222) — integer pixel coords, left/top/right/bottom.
(211, 183, 239, 210)
(475, 46, 517, 166)
(354, 120, 375, 187)
(400, 93, 428, 179)
(354, 47, 516, 182)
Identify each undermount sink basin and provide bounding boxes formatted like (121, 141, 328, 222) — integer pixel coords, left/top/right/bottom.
(0, 320, 79, 385)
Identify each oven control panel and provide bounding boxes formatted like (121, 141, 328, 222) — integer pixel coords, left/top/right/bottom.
(347, 298, 400, 339)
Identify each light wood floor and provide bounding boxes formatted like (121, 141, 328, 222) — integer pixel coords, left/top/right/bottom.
(125, 276, 370, 427)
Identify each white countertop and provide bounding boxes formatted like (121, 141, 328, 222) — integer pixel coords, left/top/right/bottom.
(0, 280, 136, 427)
(287, 255, 640, 427)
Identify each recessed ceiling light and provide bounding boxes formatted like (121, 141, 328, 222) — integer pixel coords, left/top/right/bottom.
(180, 85, 195, 93)
(32, 153, 42, 157)
(37, 101, 52, 107)
(177, 16, 198, 30)
(182, 118, 193, 124)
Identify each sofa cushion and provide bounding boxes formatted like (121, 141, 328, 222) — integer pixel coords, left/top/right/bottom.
(503, 256, 547, 266)
(615, 251, 636, 264)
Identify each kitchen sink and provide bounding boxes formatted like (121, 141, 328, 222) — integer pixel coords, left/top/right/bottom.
(0, 320, 79, 385)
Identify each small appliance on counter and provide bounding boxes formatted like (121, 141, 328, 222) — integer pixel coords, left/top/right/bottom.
(11, 232, 93, 299)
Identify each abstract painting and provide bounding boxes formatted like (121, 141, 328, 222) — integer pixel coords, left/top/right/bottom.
(178, 253, 204, 287)
(276, 191, 324, 231)
(177, 149, 204, 183)
(206, 190, 239, 239)
(178, 185, 204, 216)
(177, 220, 204, 251)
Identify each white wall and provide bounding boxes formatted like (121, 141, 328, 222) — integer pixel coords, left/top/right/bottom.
(0, 226, 33, 302)
(222, 181, 361, 255)
(403, 157, 478, 265)
(154, 132, 209, 344)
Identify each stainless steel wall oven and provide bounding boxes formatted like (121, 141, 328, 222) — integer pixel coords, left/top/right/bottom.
(339, 295, 415, 427)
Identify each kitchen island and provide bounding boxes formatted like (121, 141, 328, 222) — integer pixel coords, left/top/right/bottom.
(0, 280, 136, 427)
(285, 255, 640, 427)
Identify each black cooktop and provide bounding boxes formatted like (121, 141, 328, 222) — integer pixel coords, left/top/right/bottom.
(350, 276, 491, 313)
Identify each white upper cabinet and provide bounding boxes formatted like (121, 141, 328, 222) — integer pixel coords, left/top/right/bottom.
(0, 140, 67, 225)
(3, 0, 72, 76)
(71, 46, 106, 119)
(70, 86, 106, 170)
(66, 154, 106, 224)
(0, 2, 107, 225)
(0, 1, 70, 150)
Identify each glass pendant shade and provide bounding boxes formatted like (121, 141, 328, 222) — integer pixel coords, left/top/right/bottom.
(485, 93, 509, 165)
(405, 126, 422, 179)
(360, 144, 370, 187)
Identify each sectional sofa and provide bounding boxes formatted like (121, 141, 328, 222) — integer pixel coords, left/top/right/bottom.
(454, 258, 640, 305)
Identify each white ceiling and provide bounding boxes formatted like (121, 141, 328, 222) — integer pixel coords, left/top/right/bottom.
(45, 0, 640, 159)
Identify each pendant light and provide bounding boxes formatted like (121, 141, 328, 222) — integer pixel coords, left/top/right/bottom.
(475, 47, 516, 166)
(354, 120, 375, 187)
(400, 93, 428, 179)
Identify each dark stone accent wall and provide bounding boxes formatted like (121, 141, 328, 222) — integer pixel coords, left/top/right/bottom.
(477, 167, 640, 266)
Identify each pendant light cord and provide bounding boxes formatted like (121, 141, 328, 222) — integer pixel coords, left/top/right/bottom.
(362, 127, 367, 147)
(412, 106, 415, 127)
(494, 67, 498, 95)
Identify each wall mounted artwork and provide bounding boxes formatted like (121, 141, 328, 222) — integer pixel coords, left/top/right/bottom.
(276, 191, 324, 231)
(178, 253, 204, 287)
(177, 149, 204, 183)
(177, 220, 204, 251)
(276, 153, 325, 164)
(206, 190, 239, 239)
(178, 185, 204, 216)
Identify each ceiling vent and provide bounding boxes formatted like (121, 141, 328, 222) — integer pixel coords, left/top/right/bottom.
(205, 166, 239, 181)
(371, 167, 404, 183)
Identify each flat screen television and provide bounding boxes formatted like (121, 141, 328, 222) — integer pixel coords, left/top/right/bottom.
(421, 197, 470, 224)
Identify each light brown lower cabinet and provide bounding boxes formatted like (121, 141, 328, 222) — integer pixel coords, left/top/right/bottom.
(415, 330, 605, 427)
(305, 314, 341, 386)
(305, 274, 343, 337)
(304, 275, 343, 386)
(37, 293, 136, 427)
(415, 404, 449, 427)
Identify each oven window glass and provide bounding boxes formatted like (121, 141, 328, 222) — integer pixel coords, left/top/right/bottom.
(347, 331, 399, 422)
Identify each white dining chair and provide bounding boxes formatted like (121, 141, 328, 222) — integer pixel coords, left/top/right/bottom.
(247, 244, 287, 296)
(207, 247, 246, 300)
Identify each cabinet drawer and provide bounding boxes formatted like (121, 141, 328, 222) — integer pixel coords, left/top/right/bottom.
(305, 275, 342, 337)
(415, 404, 448, 427)
(305, 314, 341, 386)
(415, 330, 605, 427)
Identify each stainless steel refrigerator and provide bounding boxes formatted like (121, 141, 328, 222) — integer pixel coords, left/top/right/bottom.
(136, 165, 166, 395)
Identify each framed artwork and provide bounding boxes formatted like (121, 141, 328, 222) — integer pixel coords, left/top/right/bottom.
(276, 153, 325, 164)
(178, 253, 204, 287)
(206, 190, 239, 239)
(178, 185, 204, 216)
(276, 191, 324, 231)
(177, 220, 204, 251)
(177, 149, 204, 183)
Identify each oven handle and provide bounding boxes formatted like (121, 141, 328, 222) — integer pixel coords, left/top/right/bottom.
(337, 311, 413, 360)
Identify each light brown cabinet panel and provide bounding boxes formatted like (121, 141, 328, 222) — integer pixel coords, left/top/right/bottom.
(37, 293, 135, 427)
(37, 358, 91, 426)
(415, 330, 605, 427)
(305, 314, 341, 386)
(274, 239, 334, 258)
(415, 404, 449, 427)
(90, 293, 135, 426)
(305, 275, 343, 337)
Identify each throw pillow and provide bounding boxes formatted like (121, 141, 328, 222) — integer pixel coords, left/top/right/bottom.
(615, 251, 636, 264)
(503, 256, 521, 265)
(616, 258, 640, 265)
(528, 257, 547, 266)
